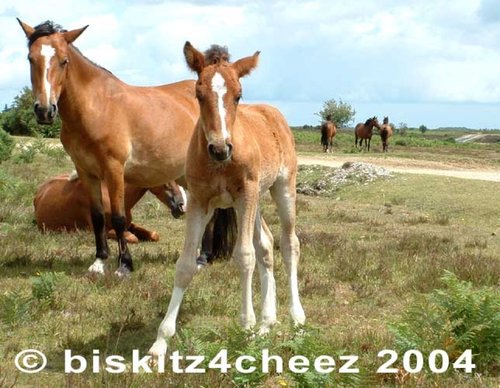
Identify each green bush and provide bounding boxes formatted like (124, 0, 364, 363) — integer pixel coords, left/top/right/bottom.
(31, 271, 66, 306)
(0, 128, 14, 162)
(390, 271, 499, 372)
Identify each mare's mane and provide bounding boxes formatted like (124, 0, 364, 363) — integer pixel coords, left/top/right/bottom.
(28, 20, 114, 76)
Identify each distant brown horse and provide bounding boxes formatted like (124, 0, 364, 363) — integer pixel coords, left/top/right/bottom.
(320, 115, 337, 152)
(149, 42, 305, 357)
(355, 116, 380, 151)
(34, 174, 187, 243)
(18, 19, 232, 276)
(380, 116, 393, 152)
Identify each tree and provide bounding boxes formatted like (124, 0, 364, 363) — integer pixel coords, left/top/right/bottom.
(315, 98, 356, 128)
(0, 87, 61, 138)
(419, 124, 428, 133)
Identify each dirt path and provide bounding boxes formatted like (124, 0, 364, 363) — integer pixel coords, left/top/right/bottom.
(298, 155, 500, 183)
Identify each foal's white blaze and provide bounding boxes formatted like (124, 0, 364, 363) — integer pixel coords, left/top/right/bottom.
(211, 72, 229, 140)
(40, 44, 56, 105)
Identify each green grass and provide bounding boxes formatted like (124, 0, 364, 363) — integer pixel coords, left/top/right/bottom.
(0, 138, 499, 387)
(293, 127, 500, 168)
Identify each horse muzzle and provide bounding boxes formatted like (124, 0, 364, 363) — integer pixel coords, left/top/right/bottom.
(34, 102, 58, 124)
(208, 142, 233, 162)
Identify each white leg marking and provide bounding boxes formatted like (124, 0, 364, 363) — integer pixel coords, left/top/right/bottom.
(149, 286, 185, 357)
(179, 185, 188, 212)
(88, 258, 105, 274)
(211, 72, 229, 140)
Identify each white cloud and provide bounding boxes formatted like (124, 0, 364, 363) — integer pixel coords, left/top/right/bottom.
(2, 0, 500, 128)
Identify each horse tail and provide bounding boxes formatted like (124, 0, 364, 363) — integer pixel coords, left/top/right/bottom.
(380, 128, 388, 143)
(211, 208, 237, 260)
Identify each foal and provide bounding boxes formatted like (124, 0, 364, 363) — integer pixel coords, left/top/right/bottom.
(149, 43, 306, 356)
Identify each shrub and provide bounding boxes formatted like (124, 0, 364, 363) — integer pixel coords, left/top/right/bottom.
(0, 128, 14, 162)
(390, 271, 500, 372)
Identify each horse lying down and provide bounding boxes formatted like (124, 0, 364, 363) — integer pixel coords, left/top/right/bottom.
(33, 173, 187, 243)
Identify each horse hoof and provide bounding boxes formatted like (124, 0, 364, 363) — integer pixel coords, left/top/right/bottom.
(196, 253, 210, 270)
(148, 338, 167, 358)
(149, 231, 160, 242)
(88, 259, 105, 274)
(124, 232, 139, 244)
(114, 265, 131, 278)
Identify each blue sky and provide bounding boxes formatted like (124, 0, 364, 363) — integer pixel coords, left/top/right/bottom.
(1, 0, 499, 129)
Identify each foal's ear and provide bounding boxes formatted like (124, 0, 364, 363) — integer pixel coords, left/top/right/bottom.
(17, 18, 34, 39)
(233, 51, 260, 78)
(64, 25, 89, 44)
(184, 41, 205, 75)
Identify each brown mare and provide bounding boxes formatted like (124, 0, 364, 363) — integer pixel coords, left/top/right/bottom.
(355, 116, 380, 151)
(149, 42, 306, 357)
(34, 173, 187, 242)
(320, 115, 337, 153)
(18, 19, 215, 276)
(380, 116, 393, 152)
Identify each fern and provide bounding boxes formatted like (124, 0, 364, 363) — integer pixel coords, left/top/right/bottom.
(390, 271, 499, 372)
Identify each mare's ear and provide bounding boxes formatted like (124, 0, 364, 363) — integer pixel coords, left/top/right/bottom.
(184, 41, 205, 75)
(233, 51, 260, 78)
(64, 25, 89, 44)
(17, 18, 34, 39)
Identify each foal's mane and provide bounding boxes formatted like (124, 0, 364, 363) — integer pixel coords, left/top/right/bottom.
(28, 20, 114, 76)
(204, 44, 231, 65)
(364, 118, 372, 125)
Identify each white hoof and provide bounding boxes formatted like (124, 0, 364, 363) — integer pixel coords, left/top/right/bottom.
(114, 265, 131, 278)
(88, 259, 105, 274)
(292, 305, 306, 326)
(148, 338, 167, 358)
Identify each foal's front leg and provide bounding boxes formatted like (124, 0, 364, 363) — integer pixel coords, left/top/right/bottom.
(149, 201, 213, 357)
(234, 190, 259, 330)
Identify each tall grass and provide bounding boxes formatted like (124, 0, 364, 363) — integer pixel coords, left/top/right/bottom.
(0, 138, 499, 386)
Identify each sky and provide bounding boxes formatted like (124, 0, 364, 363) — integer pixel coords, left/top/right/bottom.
(1, 0, 499, 129)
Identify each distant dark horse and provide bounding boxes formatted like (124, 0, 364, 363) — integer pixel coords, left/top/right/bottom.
(320, 115, 337, 153)
(380, 116, 393, 152)
(355, 116, 380, 151)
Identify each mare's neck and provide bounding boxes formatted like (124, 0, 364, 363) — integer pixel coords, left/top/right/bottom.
(57, 45, 121, 120)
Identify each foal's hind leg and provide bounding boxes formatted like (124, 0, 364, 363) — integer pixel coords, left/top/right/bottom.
(270, 177, 305, 326)
(254, 210, 277, 334)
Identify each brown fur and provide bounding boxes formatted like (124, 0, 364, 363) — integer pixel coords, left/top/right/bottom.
(320, 118, 337, 152)
(19, 19, 200, 272)
(33, 175, 185, 243)
(149, 42, 305, 357)
(354, 116, 381, 151)
(380, 116, 393, 152)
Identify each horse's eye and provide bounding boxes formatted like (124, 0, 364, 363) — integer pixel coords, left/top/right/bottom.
(234, 95, 242, 105)
(27, 55, 33, 63)
(60, 58, 69, 67)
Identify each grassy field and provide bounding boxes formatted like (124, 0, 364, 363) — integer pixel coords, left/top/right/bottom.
(294, 127, 500, 169)
(0, 136, 499, 387)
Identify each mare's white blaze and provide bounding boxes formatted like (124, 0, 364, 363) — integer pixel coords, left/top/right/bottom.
(40, 44, 56, 105)
(211, 72, 229, 140)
